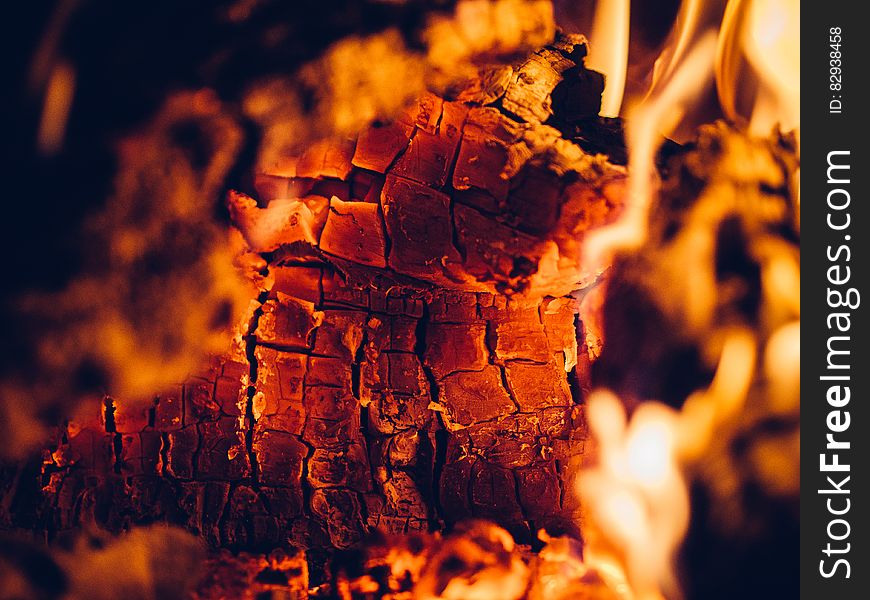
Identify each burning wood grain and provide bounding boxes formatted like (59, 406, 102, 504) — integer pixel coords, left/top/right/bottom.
(3, 28, 624, 590)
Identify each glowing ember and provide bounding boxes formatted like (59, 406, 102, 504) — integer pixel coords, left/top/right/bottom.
(2, 1, 801, 597)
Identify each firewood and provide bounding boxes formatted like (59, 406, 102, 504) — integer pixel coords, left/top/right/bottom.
(4, 33, 620, 575)
(2, 0, 558, 460)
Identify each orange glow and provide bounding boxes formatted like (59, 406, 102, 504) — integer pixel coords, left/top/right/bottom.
(582, 33, 718, 271)
(764, 321, 800, 414)
(577, 17, 800, 581)
(37, 60, 75, 156)
(579, 392, 688, 600)
(6, 1, 804, 595)
(644, 0, 727, 107)
(678, 329, 756, 459)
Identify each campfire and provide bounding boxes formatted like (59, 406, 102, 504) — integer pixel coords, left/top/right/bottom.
(1, 1, 798, 599)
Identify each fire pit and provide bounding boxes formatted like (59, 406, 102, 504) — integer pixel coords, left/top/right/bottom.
(1, 1, 798, 599)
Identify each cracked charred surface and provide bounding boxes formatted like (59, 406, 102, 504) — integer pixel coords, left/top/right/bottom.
(1, 34, 624, 561)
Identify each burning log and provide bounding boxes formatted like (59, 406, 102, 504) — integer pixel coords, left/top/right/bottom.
(1, 0, 558, 459)
(2, 0, 803, 598)
(194, 547, 309, 600)
(1, 31, 624, 586)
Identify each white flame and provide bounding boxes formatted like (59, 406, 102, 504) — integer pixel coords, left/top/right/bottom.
(575, 2, 801, 597)
(579, 329, 761, 598)
(625, 418, 675, 487)
(580, 391, 688, 600)
(587, 0, 631, 117)
(745, 0, 800, 135)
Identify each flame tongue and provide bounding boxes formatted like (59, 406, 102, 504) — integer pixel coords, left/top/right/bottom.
(577, 1, 800, 597)
(583, 0, 800, 268)
(587, 0, 631, 117)
(715, 0, 800, 136)
(582, 33, 718, 271)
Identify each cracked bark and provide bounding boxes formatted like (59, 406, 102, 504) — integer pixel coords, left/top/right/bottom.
(2, 33, 620, 558)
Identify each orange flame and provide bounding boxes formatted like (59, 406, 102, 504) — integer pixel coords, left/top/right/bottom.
(645, 0, 727, 103)
(577, 2, 801, 597)
(582, 0, 800, 267)
(716, 0, 799, 137)
(582, 33, 718, 270)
